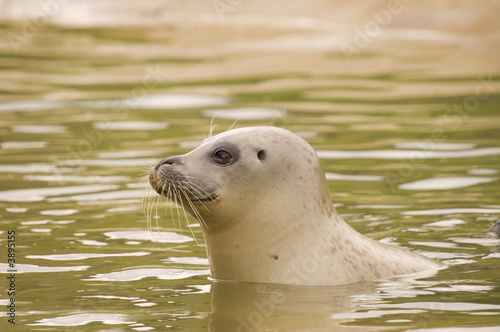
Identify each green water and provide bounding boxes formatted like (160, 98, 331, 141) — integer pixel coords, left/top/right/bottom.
(1, 11, 500, 332)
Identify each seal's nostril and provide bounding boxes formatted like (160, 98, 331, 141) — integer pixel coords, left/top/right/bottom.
(154, 156, 182, 171)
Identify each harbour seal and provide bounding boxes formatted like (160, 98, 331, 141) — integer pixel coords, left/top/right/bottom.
(489, 219, 500, 237)
(148, 126, 440, 286)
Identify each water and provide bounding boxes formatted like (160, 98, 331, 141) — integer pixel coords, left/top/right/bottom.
(1, 2, 500, 331)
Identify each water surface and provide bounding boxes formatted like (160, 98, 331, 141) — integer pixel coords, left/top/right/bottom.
(0, 2, 499, 331)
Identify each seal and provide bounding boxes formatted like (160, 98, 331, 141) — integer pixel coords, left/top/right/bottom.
(489, 219, 500, 237)
(148, 126, 440, 286)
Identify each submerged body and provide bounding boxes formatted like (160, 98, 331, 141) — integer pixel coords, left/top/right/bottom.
(149, 126, 440, 286)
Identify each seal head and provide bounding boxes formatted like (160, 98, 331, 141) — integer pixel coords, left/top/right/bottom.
(149, 126, 332, 230)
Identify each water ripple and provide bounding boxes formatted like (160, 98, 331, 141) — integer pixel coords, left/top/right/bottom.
(26, 252, 150, 261)
(395, 142, 475, 150)
(399, 177, 496, 190)
(51, 189, 154, 202)
(325, 172, 383, 182)
(29, 313, 135, 327)
(84, 268, 210, 281)
(0, 263, 89, 273)
(26, 175, 130, 183)
(165, 257, 210, 265)
(59, 158, 157, 167)
(0, 94, 228, 113)
(424, 219, 466, 228)
(0, 184, 119, 202)
(402, 208, 500, 216)
(202, 107, 286, 120)
(12, 125, 66, 134)
(317, 147, 500, 160)
(93, 121, 168, 131)
(1, 141, 46, 149)
(104, 230, 194, 243)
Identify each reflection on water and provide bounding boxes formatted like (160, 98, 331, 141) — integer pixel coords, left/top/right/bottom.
(0, 263, 90, 273)
(93, 121, 169, 131)
(402, 208, 500, 216)
(25, 174, 131, 183)
(0, 184, 119, 202)
(28, 313, 135, 327)
(325, 172, 383, 182)
(11, 125, 67, 134)
(202, 107, 286, 120)
(0, 94, 229, 113)
(1, 141, 46, 149)
(395, 142, 476, 150)
(0, 164, 73, 173)
(209, 280, 379, 331)
(424, 219, 466, 228)
(85, 268, 210, 282)
(317, 147, 500, 160)
(82, 93, 229, 110)
(399, 177, 497, 190)
(26, 252, 150, 261)
(1, 1, 499, 331)
(104, 230, 194, 243)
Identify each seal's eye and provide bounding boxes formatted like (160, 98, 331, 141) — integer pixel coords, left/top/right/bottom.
(213, 149, 233, 165)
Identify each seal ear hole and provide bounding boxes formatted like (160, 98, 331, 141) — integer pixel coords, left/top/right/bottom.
(257, 150, 266, 161)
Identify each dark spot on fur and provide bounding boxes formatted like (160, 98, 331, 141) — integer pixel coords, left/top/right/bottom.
(271, 255, 279, 260)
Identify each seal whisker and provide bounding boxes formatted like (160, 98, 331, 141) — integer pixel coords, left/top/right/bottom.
(187, 185, 212, 212)
(175, 183, 194, 227)
(145, 194, 154, 238)
(147, 187, 157, 221)
(146, 183, 162, 242)
(152, 184, 166, 244)
(165, 183, 176, 227)
(149, 191, 159, 234)
(167, 184, 178, 232)
(144, 188, 154, 234)
(154, 200, 165, 244)
(139, 174, 151, 215)
(173, 182, 194, 226)
(180, 176, 214, 212)
(148, 195, 157, 236)
(167, 181, 180, 230)
(140, 175, 156, 236)
(170, 183, 185, 234)
(227, 116, 241, 132)
(171, 182, 187, 235)
(208, 113, 219, 138)
(139, 161, 157, 224)
(177, 184, 204, 242)
(181, 185, 209, 229)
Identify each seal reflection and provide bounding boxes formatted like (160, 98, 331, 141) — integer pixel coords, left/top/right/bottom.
(208, 279, 378, 331)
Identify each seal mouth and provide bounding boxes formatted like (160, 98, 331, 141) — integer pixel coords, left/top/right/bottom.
(149, 168, 218, 204)
(191, 195, 218, 203)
